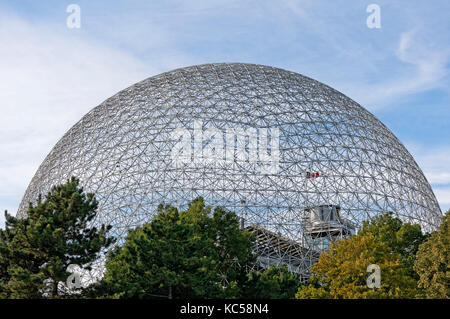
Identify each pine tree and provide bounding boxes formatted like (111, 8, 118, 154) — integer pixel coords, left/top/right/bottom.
(243, 265, 301, 299)
(0, 177, 114, 298)
(91, 198, 255, 299)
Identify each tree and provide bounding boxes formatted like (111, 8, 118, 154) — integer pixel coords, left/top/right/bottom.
(358, 212, 427, 279)
(91, 198, 255, 299)
(0, 177, 114, 298)
(243, 265, 301, 299)
(296, 213, 425, 299)
(414, 211, 449, 299)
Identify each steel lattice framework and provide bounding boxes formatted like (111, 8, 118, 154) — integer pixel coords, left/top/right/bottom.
(17, 63, 442, 280)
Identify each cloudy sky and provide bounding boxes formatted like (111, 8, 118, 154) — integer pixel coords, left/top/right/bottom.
(0, 0, 449, 226)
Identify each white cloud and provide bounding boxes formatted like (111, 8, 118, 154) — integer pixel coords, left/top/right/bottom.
(434, 188, 450, 204)
(268, 2, 450, 109)
(0, 12, 184, 225)
(342, 29, 449, 108)
(425, 172, 450, 185)
(433, 187, 450, 212)
(408, 144, 450, 185)
(406, 143, 450, 213)
(394, 29, 448, 92)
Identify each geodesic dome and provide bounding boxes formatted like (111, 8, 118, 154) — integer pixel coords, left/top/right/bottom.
(18, 63, 442, 278)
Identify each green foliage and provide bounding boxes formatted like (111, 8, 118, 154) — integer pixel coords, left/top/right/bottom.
(91, 198, 256, 299)
(0, 177, 114, 298)
(414, 211, 450, 299)
(296, 212, 426, 299)
(359, 212, 427, 278)
(243, 265, 301, 299)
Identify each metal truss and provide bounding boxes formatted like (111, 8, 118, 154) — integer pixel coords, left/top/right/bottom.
(17, 63, 442, 282)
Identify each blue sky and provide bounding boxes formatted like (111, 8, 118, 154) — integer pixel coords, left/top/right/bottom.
(0, 0, 449, 226)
